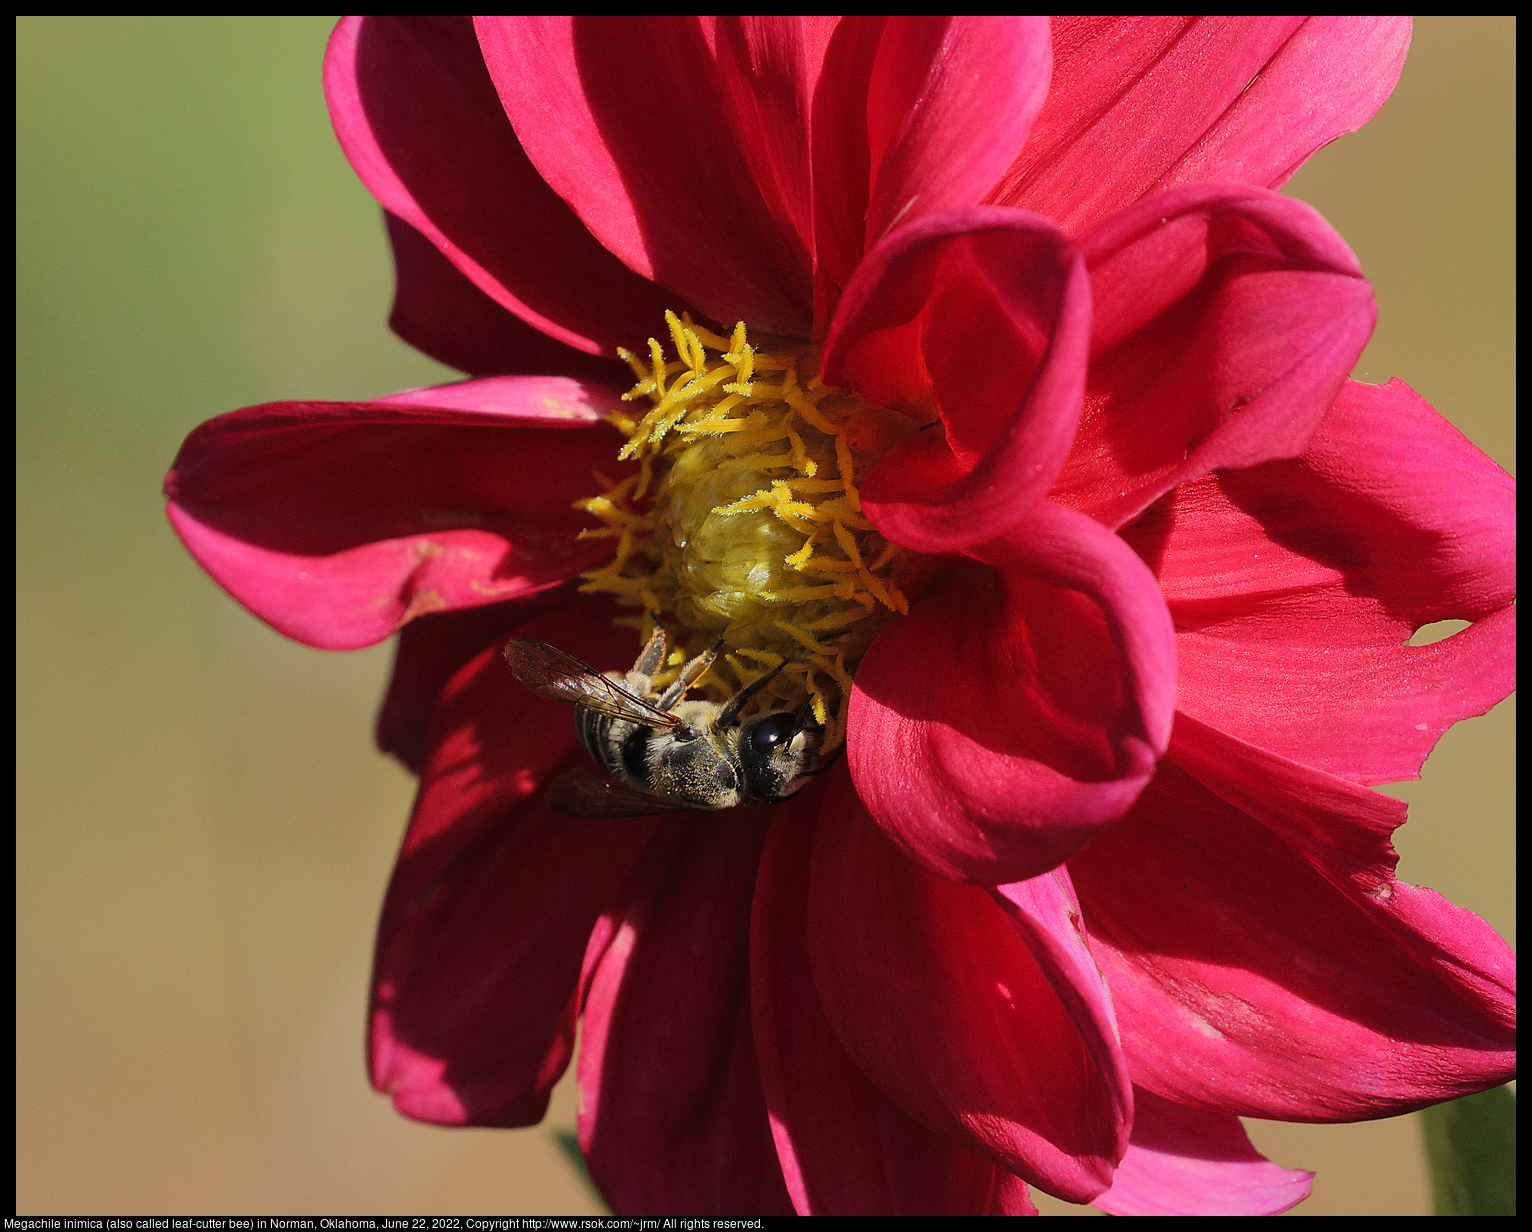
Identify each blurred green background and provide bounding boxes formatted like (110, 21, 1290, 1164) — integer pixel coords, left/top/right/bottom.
(16, 16, 1513, 1217)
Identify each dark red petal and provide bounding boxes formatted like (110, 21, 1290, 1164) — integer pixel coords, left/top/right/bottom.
(806, 16, 890, 328)
(850, 502, 1174, 885)
(478, 16, 815, 338)
(826, 207, 1090, 552)
(991, 17, 1410, 233)
(1069, 716, 1516, 1122)
(163, 384, 628, 649)
(1125, 378, 1516, 785)
(369, 607, 655, 1126)
(807, 784, 1129, 1204)
(1093, 1088, 1311, 1216)
(751, 791, 1039, 1215)
(375, 596, 572, 774)
(577, 810, 793, 1216)
(382, 212, 634, 381)
(325, 17, 677, 356)
(1056, 183, 1373, 530)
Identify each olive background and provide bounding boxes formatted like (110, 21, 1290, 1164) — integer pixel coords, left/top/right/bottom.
(17, 16, 1514, 1217)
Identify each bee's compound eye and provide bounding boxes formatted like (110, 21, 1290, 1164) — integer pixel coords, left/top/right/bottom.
(748, 713, 798, 753)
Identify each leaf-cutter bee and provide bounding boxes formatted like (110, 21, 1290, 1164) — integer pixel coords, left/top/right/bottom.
(503, 627, 826, 817)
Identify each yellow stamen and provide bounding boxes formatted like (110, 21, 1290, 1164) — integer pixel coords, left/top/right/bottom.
(575, 315, 926, 741)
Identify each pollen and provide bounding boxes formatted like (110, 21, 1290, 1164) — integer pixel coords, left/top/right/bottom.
(575, 312, 925, 750)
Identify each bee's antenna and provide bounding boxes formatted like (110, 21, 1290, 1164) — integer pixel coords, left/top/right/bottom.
(716, 660, 788, 728)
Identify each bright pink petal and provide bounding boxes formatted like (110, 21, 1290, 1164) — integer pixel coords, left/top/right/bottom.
(1126, 378, 1516, 785)
(577, 811, 794, 1216)
(1093, 1088, 1311, 1216)
(370, 608, 655, 1126)
(810, 17, 1052, 331)
(826, 208, 1090, 552)
(850, 501, 1173, 884)
(807, 785, 1130, 1204)
(478, 16, 816, 338)
(1069, 716, 1516, 1122)
(751, 791, 1038, 1215)
(163, 380, 628, 649)
(991, 17, 1410, 233)
(325, 17, 677, 356)
(1053, 183, 1373, 530)
(862, 18, 1051, 262)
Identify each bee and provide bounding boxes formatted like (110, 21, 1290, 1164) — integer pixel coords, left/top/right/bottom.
(503, 626, 826, 817)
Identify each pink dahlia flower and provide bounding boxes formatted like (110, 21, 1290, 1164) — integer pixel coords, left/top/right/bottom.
(164, 16, 1515, 1217)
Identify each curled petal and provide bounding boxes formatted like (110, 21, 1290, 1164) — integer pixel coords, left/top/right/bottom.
(1056, 183, 1373, 529)
(478, 16, 815, 338)
(992, 17, 1410, 232)
(861, 18, 1051, 259)
(826, 208, 1090, 552)
(812, 16, 1052, 321)
(1127, 378, 1516, 784)
(850, 501, 1174, 884)
(808, 785, 1130, 1203)
(370, 608, 653, 1126)
(325, 16, 676, 356)
(1093, 1087, 1311, 1216)
(577, 811, 793, 1216)
(163, 380, 628, 649)
(752, 789, 1038, 1215)
(1069, 716, 1516, 1122)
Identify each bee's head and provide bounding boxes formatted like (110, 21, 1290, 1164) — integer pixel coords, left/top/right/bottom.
(735, 701, 824, 803)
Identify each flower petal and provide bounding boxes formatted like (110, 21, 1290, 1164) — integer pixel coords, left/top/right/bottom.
(375, 597, 567, 774)
(1092, 1087, 1311, 1216)
(477, 16, 816, 338)
(991, 17, 1410, 233)
(1055, 183, 1373, 530)
(1068, 715, 1516, 1122)
(325, 16, 676, 356)
(826, 208, 1090, 552)
(862, 18, 1051, 264)
(807, 784, 1129, 1203)
(810, 17, 1052, 326)
(850, 501, 1174, 884)
(577, 811, 794, 1216)
(751, 791, 1039, 1215)
(370, 608, 655, 1126)
(382, 211, 634, 381)
(1127, 378, 1516, 785)
(163, 381, 627, 649)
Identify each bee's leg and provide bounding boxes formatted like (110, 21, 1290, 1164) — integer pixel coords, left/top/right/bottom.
(656, 639, 722, 711)
(626, 622, 668, 693)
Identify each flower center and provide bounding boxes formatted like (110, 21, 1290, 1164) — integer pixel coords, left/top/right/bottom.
(576, 312, 926, 749)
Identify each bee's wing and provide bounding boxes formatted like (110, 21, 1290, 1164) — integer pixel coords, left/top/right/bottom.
(545, 768, 692, 819)
(503, 638, 682, 727)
